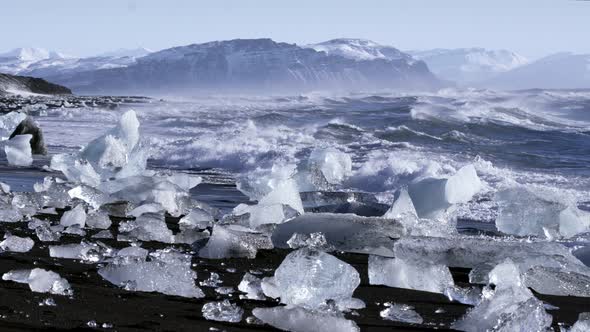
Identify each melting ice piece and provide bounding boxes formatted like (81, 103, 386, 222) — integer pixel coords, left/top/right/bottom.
(495, 187, 590, 238)
(0, 235, 34, 252)
(201, 300, 243, 323)
(452, 260, 552, 332)
(4, 134, 33, 166)
(368, 256, 453, 294)
(98, 248, 204, 298)
(2, 268, 73, 296)
(236, 164, 297, 201)
(0, 111, 27, 140)
(383, 188, 417, 219)
(272, 213, 404, 256)
(118, 212, 174, 243)
(68, 185, 111, 210)
(238, 272, 265, 300)
(380, 303, 423, 324)
(179, 208, 213, 230)
(50, 154, 101, 187)
(86, 210, 112, 229)
(265, 248, 361, 310)
(49, 242, 104, 262)
(568, 313, 590, 332)
(523, 266, 590, 297)
(298, 148, 353, 191)
(199, 225, 273, 259)
(60, 205, 86, 228)
(287, 232, 335, 252)
(253, 306, 360, 332)
(408, 164, 481, 218)
(128, 203, 164, 217)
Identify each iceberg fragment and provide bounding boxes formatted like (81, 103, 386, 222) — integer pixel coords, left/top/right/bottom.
(297, 148, 352, 191)
(178, 208, 213, 230)
(85, 210, 112, 229)
(201, 300, 243, 323)
(0, 234, 34, 252)
(380, 303, 423, 324)
(253, 306, 360, 332)
(60, 205, 86, 228)
(199, 225, 273, 259)
(2, 268, 73, 296)
(287, 232, 335, 252)
(118, 212, 174, 243)
(238, 272, 265, 300)
(4, 134, 33, 166)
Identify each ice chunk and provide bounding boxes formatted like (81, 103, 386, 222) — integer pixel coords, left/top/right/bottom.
(165, 173, 202, 191)
(174, 228, 210, 245)
(368, 256, 453, 294)
(128, 203, 163, 217)
(60, 205, 86, 227)
(68, 185, 111, 210)
(0, 111, 27, 140)
(49, 242, 102, 262)
(179, 208, 213, 230)
(266, 248, 361, 310)
(253, 306, 359, 332)
(383, 188, 417, 219)
(50, 154, 101, 187)
(118, 212, 174, 243)
(298, 148, 353, 191)
(201, 300, 243, 323)
(408, 164, 481, 218)
(287, 232, 335, 252)
(199, 225, 273, 259)
(301, 191, 389, 216)
(380, 303, 423, 324)
(2, 268, 73, 296)
(238, 273, 265, 300)
(116, 245, 149, 260)
(0, 235, 34, 252)
(98, 249, 204, 298)
(496, 187, 590, 238)
(260, 178, 304, 214)
(236, 164, 297, 201)
(4, 134, 33, 166)
(523, 266, 590, 297)
(86, 210, 112, 229)
(8, 116, 47, 155)
(0, 181, 10, 194)
(569, 313, 590, 332)
(272, 213, 404, 256)
(453, 260, 552, 332)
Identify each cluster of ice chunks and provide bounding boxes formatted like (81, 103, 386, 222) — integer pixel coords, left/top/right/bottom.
(201, 300, 243, 323)
(199, 225, 273, 259)
(272, 213, 404, 256)
(406, 164, 481, 219)
(379, 303, 423, 324)
(296, 148, 353, 191)
(368, 255, 453, 294)
(98, 248, 204, 298)
(452, 260, 553, 332)
(0, 234, 34, 252)
(495, 186, 590, 239)
(2, 268, 73, 296)
(252, 306, 360, 332)
(261, 248, 363, 310)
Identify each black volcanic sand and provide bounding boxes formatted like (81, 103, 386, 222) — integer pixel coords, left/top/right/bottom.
(0, 169, 588, 331)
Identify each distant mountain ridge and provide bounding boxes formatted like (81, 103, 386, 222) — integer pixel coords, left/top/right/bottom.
(0, 73, 72, 96)
(2, 38, 443, 95)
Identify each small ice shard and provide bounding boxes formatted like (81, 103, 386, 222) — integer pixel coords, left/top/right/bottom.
(272, 213, 404, 256)
(179, 208, 213, 230)
(92, 230, 113, 239)
(34, 222, 62, 242)
(4, 134, 33, 166)
(201, 300, 243, 323)
(238, 273, 265, 300)
(174, 228, 210, 245)
(60, 205, 86, 228)
(86, 210, 112, 229)
(259, 178, 304, 214)
(298, 148, 353, 191)
(408, 164, 481, 218)
(199, 272, 222, 287)
(214, 286, 234, 295)
(452, 260, 552, 332)
(380, 303, 423, 324)
(49, 242, 100, 261)
(1, 181, 11, 194)
(118, 212, 174, 243)
(382, 188, 417, 219)
(33, 176, 72, 209)
(68, 185, 111, 210)
(0, 234, 34, 252)
(98, 248, 204, 298)
(199, 225, 273, 259)
(265, 248, 361, 310)
(368, 256, 453, 294)
(253, 306, 360, 332)
(286, 232, 335, 252)
(128, 203, 164, 218)
(9, 116, 47, 155)
(64, 225, 86, 236)
(116, 245, 149, 260)
(568, 313, 590, 332)
(2, 268, 73, 296)
(496, 187, 590, 238)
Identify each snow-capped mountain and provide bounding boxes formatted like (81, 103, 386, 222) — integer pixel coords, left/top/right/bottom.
(36, 38, 443, 94)
(307, 38, 413, 62)
(0, 47, 69, 74)
(408, 48, 529, 84)
(481, 52, 590, 90)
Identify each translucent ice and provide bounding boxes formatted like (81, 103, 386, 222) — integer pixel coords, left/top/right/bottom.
(380, 303, 423, 324)
(452, 260, 552, 332)
(298, 148, 353, 191)
(68, 185, 111, 210)
(86, 210, 112, 229)
(266, 248, 361, 310)
(382, 188, 417, 219)
(199, 225, 273, 259)
(4, 134, 33, 166)
(0, 111, 27, 140)
(368, 256, 453, 294)
(201, 300, 243, 323)
(253, 306, 360, 332)
(0, 234, 34, 252)
(2, 268, 73, 296)
(178, 208, 213, 230)
(568, 313, 590, 332)
(287, 232, 335, 252)
(60, 205, 86, 228)
(118, 212, 174, 243)
(238, 272, 265, 300)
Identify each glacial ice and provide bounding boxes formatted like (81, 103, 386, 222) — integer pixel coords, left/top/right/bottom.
(0, 234, 34, 252)
(495, 187, 590, 238)
(198, 225, 273, 259)
(178, 208, 213, 230)
(49, 242, 105, 262)
(264, 248, 361, 310)
(452, 260, 553, 332)
(380, 303, 423, 324)
(2, 268, 73, 296)
(382, 188, 417, 219)
(408, 164, 481, 218)
(287, 232, 335, 252)
(297, 148, 353, 191)
(59, 205, 86, 228)
(68, 185, 111, 211)
(201, 300, 243, 323)
(238, 272, 265, 300)
(4, 134, 33, 166)
(118, 212, 174, 243)
(253, 306, 360, 332)
(368, 255, 453, 294)
(0, 111, 27, 140)
(85, 210, 112, 229)
(98, 248, 204, 298)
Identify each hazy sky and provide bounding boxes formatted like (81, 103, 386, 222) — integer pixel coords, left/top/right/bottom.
(1, 0, 588, 58)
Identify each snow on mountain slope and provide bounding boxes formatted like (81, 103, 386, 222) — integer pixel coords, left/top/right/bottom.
(98, 47, 152, 58)
(307, 38, 413, 62)
(0, 48, 69, 74)
(481, 52, 590, 90)
(408, 48, 529, 84)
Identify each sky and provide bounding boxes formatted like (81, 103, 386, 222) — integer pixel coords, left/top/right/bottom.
(1, 0, 588, 59)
